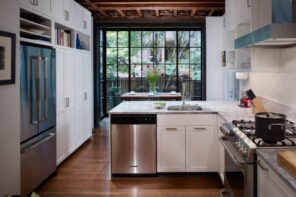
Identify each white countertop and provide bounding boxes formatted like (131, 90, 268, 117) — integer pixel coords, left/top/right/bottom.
(108, 101, 254, 122)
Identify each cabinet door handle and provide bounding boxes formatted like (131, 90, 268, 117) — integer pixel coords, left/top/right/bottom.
(83, 92, 87, 101)
(257, 160, 269, 171)
(247, 0, 251, 7)
(83, 20, 87, 29)
(65, 97, 70, 108)
(29, 0, 35, 6)
(64, 10, 69, 21)
(165, 128, 178, 131)
(193, 127, 206, 131)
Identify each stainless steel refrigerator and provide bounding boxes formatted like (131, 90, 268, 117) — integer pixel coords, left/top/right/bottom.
(20, 43, 56, 196)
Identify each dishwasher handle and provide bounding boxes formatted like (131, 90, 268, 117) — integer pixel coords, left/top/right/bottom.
(111, 114, 156, 124)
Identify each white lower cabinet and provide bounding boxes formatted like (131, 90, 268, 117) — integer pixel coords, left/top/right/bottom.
(257, 158, 295, 197)
(186, 125, 216, 172)
(217, 117, 225, 183)
(157, 114, 217, 172)
(157, 126, 186, 172)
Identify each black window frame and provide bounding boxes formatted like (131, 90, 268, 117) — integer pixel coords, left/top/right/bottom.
(94, 27, 206, 122)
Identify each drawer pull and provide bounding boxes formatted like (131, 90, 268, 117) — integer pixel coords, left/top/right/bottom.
(165, 128, 178, 131)
(194, 127, 206, 130)
(257, 160, 269, 171)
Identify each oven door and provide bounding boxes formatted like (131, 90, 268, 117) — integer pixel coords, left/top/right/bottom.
(219, 137, 255, 197)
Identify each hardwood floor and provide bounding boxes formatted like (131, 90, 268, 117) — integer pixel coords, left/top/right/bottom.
(37, 119, 223, 197)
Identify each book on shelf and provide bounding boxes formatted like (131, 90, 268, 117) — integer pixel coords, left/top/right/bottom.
(55, 29, 72, 47)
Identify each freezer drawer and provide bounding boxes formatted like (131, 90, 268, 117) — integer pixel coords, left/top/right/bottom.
(21, 128, 56, 196)
(111, 123, 156, 174)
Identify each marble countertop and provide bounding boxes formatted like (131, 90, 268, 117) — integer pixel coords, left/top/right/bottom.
(108, 100, 254, 122)
(257, 148, 296, 193)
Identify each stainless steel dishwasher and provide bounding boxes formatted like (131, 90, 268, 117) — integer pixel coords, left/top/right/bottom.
(111, 114, 156, 175)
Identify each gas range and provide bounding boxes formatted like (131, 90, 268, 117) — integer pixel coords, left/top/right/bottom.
(232, 119, 296, 147)
(219, 119, 296, 197)
(220, 119, 296, 163)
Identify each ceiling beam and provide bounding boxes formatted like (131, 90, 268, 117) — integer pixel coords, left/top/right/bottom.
(117, 9, 126, 17)
(155, 9, 160, 17)
(98, 10, 108, 17)
(173, 10, 177, 17)
(191, 8, 197, 16)
(208, 9, 215, 16)
(136, 9, 143, 17)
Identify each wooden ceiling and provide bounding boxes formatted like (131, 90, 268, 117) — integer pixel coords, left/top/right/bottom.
(75, 0, 225, 23)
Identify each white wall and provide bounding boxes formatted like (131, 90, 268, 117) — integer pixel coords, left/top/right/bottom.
(0, 0, 20, 195)
(241, 47, 296, 107)
(206, 17, 224, 100)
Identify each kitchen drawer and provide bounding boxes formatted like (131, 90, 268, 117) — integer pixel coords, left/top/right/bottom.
(157, 114, 217, 126)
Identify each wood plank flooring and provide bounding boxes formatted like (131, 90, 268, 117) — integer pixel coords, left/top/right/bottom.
(37, 119, 223, 197)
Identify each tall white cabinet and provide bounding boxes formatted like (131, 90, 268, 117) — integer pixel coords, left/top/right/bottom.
(56, 49, 93, 165)
(19, 0, 94, 165)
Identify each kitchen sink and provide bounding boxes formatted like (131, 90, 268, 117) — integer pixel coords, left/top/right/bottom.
(167, 104, 202, 111)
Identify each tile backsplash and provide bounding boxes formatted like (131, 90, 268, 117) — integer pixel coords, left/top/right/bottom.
(260, 96, 296, 122)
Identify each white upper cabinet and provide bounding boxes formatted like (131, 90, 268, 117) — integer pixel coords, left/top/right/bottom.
(235, 0, 252, 23)
(52, 0, 75, 26)
(75, 4, 92, 35)
(225, 0, 236, 30)
(20, 0, 53, 17)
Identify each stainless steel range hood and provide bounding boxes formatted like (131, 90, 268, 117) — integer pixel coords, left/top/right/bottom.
(235, 0, 296, 48)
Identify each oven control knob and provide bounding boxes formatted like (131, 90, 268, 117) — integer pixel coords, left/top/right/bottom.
(242, 149, 248, 157)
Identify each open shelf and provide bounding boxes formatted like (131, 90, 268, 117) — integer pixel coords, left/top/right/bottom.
(20, 9, 51, 43)
(76, 31, 90, 51)
(55, 22, 75, 48)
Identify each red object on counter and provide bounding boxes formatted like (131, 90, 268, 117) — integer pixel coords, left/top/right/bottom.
(240, 97, 251, 108)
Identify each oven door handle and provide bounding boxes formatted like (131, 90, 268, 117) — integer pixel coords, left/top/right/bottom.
(219, 137, 250, 167)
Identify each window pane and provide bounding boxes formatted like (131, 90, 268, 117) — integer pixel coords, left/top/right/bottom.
(118, 31, 129, 47)
(154, 48, 165, 64)
(118, 65, 129, 94)
(191, 80, 202, 97)
(178, 31, 190, 47)
(106, 48, 117, 65)
(142, 48, 153, 64)
(131, 31, 141, 47)
(155, 64, 165, 92)
(154, 31, 165, 47)
(190, 64, 201, 80)
(165, 64, 176, 92)
(106, 31, 117, 47)
(190, 31, 201, 47)
(142, 31, 153, 47)
(130, 64, 142, 92)
(166, 31, 176, 47)
(178, 64, 190, 78)
(178, 47, 190, 63)
(165, 48, 176, 63)
(190, 48, 201, 63)
(131, 48, 141, 64)
(118, 48, 129, 65)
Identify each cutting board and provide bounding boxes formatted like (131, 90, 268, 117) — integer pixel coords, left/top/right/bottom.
(251, 98, 267, 113)
(277, 151, 296, 179)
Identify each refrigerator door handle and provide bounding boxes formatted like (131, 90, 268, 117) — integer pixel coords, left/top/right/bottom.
(30, 56, 38, 125)
(42, 56, 48, 122)
(21, 132, 56, 153)
(37, 56, 42, 123)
